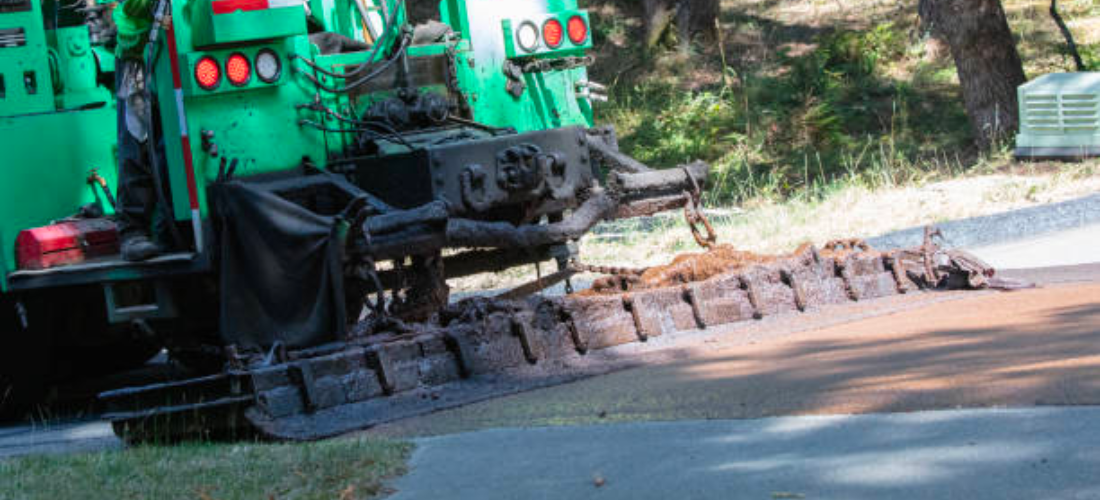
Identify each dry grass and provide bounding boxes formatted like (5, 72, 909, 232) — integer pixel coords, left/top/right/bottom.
(452, 160, 1100, 293)
(583, 160, 1100, 262)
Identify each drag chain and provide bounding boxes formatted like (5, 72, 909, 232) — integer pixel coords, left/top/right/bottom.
(102, 228, 1019, 442)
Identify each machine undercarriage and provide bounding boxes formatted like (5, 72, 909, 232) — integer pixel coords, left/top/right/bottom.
(102, 204, 1017, 442)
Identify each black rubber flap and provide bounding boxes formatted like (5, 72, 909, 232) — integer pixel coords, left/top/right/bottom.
(209, 179, 349, 350)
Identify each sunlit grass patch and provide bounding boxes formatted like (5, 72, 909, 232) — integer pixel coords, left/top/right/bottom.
(0, 437, 412, 500)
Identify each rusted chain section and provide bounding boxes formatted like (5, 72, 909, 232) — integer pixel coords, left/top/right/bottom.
(569, 261, 651, 295)
(569, 261, 648, 277)
(681, 165, 717, 250)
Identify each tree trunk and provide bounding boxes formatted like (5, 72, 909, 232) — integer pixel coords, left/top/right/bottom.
(919, 0, 1027, 149)
(1050, 0, 1086, 71)
(644, 0, 719, 51)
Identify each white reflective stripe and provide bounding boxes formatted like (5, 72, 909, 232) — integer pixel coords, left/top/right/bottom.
(267, 0, 302, 8)
(191, 210, 204, 249)
(174, 89, 188, 136)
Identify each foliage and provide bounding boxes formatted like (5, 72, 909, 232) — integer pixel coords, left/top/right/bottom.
(587, 0, 1100, 205)
(598, 21, 972, 204)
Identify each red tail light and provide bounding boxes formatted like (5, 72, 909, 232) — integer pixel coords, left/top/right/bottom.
(543, 19, 564, 49)
(226, 53, 251, 86)
(195, 56, 221, 90)
(211, 0, 298, 14)
(567, 15, 588, 45)
(211, 0, 267, 14)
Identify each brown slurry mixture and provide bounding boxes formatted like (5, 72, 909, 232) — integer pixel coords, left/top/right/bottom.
(584, 244, 794, 294)
(583, 238, 885, 295)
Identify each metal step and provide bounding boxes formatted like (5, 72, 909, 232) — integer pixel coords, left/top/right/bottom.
(7, 252, 207, 291)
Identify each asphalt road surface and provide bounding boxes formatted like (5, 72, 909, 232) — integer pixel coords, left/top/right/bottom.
(383, 274, 1100, 499)
(371, 276, 1100, 437)
(390, 407, 1100, 500)
(1, 201, 1098, 492)
(970, 223, 1100, 269)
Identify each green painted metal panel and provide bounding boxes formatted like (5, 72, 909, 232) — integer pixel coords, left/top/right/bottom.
(180, 44, 290, 96)
(0, 105, 118, 291)
(1, 8, 118, 291)
(50, 27, 113, 109)
(157, 33, 326, 221)
(442, 0, 593, 133)
(190, 0, 307, 49)
(501, 10, 591, 59)
(0, 0, 57, 115)
(150, 0, 592, 222)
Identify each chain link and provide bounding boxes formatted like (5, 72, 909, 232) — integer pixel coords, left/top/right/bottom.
(681, 166, 718, 250)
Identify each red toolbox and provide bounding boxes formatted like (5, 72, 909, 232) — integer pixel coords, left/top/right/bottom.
(15, 219, 121, 270)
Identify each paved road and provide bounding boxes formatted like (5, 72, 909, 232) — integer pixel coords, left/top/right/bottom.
(371, 280, 1100, 436)
(390, 407, 1100, 500)
(970, 223, 1100, 269)
(867, 193, 1100, 251)
(0, 420, 118, 459)
(2, 204, 1098, 462)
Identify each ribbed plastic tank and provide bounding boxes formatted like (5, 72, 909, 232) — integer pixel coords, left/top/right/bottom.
(1016, 72, 1100, 159)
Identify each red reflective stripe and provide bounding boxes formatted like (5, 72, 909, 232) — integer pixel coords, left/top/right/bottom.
(212, 0, 269, 14)
(179, 135, 200, 209)
(165, 21, 183, 88)
(164, 22, 202, 218)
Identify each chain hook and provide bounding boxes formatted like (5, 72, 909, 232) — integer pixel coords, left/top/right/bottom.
(681, 167, 717, 250)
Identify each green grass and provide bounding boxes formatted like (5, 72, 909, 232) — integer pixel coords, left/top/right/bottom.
(0, 438, 412, 500)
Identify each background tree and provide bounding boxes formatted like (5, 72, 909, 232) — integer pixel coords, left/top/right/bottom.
(919, 0, 1027, 149)
(643, 0, 720, 51)
(1050, 0, 1086, 71)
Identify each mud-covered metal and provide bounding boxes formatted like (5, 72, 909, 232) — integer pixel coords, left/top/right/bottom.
(102, 230, 1013, 441)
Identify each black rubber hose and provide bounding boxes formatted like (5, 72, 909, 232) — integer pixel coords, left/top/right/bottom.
(141, 9, 186, 248)
(290, 0, 405, 79)
(295, 33, 410, 93)
(297, 119, 415, 150)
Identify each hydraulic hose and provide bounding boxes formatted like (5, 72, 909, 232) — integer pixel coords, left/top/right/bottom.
(290, 0, 406, 80)
(295, 33, 411, 93)
(139, 0, 186, 248)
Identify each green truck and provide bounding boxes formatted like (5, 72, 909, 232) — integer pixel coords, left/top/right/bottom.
(0, 0, 708, 436)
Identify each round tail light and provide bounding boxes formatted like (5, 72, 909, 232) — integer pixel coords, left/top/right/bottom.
(194, 56, 221, 91)
(543, 19, 564, 49)
(516, 21, 540, 53)
(567, 15, 589, 45)
(226, 53, 251, 87)
(255, 49, 282, 83)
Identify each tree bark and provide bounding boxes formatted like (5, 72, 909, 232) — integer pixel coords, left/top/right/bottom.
(919, 0, 1027, 149)
(644, 0, 719, 51)
(1050, 0, 1086, 71)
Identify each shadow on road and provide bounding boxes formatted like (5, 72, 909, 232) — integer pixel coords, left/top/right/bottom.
(371, 284, 1100, 437)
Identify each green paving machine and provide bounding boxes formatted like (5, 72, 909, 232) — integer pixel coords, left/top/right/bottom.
(0, 0, 132, 413)
(0, 0, 711, 435)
